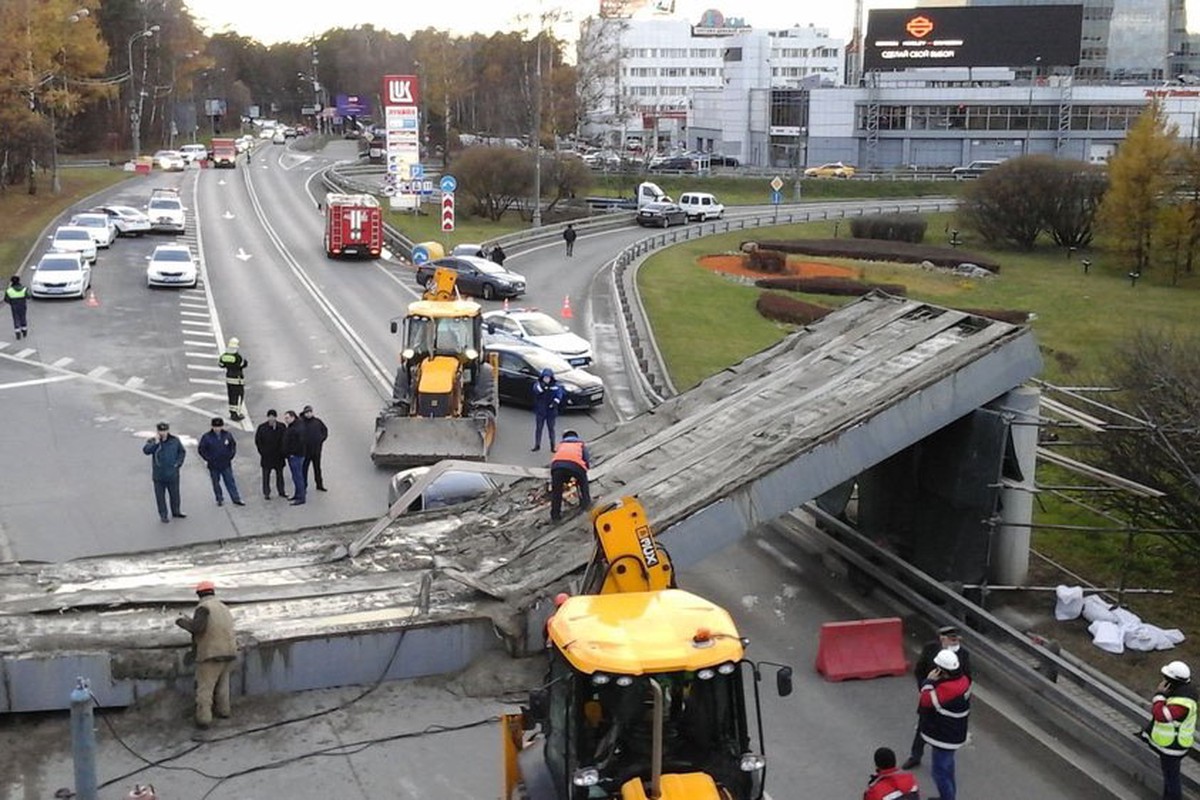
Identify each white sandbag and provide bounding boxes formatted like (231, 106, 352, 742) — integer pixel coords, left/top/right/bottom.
(1088, 619, 1125, 654)
(1055, 585, 1084, 621)
(1112, 606, 1142, 629)
(1124, 625, 1160, 652)
(1082, 594, 1118, 623)
(1162, 629, 1186, 646)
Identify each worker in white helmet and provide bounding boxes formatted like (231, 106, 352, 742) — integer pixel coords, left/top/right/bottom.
(1144, 660, 1196, 800)
(916, 648, 972, 800)
(218, 337, 248, 421)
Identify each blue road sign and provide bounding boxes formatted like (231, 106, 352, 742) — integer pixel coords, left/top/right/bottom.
(409, 163, 424, 180)
(411, 244, 430, 265)
(420, 180, 435, 194)
(440, 174, 458, 193)
(771, 190, 782, 205)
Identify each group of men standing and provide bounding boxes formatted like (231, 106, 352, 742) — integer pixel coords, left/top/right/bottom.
(254, 406, 328, 506)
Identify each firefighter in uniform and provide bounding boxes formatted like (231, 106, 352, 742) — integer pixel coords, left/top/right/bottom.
(175, 581, 238, 728)
(549, 430, 592, 521)
(1145, 660, 1197, 800)
(218, 337, 248, 421)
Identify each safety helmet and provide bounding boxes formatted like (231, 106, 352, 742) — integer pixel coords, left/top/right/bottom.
(227, 337, 239, 350)
(934, 649, 960, 672)
(1162, 660, 1191, 682)
(195, 580, 216, 595)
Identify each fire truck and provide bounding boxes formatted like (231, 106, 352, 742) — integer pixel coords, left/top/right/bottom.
(210, 137, 238, 168)
(323, 193, 383, 259)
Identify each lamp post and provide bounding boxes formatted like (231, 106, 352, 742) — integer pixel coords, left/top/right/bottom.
(1025, 55, 1041, 156)
(128, 25, 159, 160)
(532, 34, 543, 228)
(47, 9, 90, 194)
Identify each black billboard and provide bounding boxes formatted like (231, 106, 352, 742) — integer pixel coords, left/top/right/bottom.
(863, 5, 1082, 71)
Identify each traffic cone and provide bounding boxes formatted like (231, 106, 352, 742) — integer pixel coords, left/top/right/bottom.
(561, 295, 573, 319)
(85, 290, 99, 308)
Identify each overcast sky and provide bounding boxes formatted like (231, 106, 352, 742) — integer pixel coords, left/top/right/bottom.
(181, 0, 911, 46)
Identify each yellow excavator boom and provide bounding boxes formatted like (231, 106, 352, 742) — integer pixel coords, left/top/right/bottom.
(584, 497, 675, 595)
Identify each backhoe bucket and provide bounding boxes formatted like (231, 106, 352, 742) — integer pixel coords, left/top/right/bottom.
(370, 412, 494, 468)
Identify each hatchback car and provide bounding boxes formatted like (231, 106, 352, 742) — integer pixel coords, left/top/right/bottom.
(29, 252, 91, 299)
(68, 212, 117, 248)
(951, 159, 1005, 179)
(414, 256, 526, 300)
(272, 130, 287, 144)
(89, 205, 151, 237)
(48, 226, 98, 263)
(483, 309, 593, 366)
(387, 466, 499, 511)
(804, 161, 856, 179)
(146, 195, 186, 233)
(146, 244, 198, 288)
(636, 202, 688, 228)
(153, 150, 186, 171)
(486, 340, 605, 409)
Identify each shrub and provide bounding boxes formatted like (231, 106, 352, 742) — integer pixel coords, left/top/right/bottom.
(755, 276, 907, 296)
(755, 293, 831, 325)
(849, 214, 927, 244)
(746, 248, 787, 273)
(755, 238, 1001, 273)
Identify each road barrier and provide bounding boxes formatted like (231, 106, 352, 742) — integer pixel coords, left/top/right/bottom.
(815, 618, 909, 681)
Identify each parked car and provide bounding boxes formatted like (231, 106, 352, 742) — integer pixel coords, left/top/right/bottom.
(636, 201, 688, 228)
(387, 466, 499, 511)
(68, 212, 118, 248)
(483, 308, 593, 366)
(178, 143, 209, 163)
(89, 205, 151, 237)
(486, 340, 605, 409)
(146, 193, 186, 233)
(649, 156, 696, 172)
(678, 192, 725, 221)
(951, 159, 1005, 179)
(146, 243, 198, 288)
(152, 150, 186, 171)
(29, 252, 91, 299)
(272, 130, 287, 144)
(414, 256, 526, 300)
(804, 161, 856, 179)
(48, 225, 97, 263)
(707, 153, 740, 167)
(450, 243, 488, 258)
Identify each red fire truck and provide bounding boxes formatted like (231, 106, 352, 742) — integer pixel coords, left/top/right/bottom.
(324, 193, 383, 259)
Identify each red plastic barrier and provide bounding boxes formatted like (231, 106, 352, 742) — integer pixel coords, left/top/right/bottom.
(815, 617, 908, 681)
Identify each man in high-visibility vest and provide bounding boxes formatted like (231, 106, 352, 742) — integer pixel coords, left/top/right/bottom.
(1145, 660, 1197, 800)
(4, 275, 29, 339)
(549, 430, 591, 522)
(218, 337, 248, 421)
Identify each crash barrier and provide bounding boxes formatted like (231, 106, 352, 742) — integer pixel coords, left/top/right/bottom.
(814, 617, 909, 681)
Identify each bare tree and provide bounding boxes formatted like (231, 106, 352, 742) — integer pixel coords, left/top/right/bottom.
(454, 145, 531, 220)
(574, 16, 626, 143)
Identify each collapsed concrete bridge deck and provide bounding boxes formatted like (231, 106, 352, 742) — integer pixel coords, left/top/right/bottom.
(0, 293, 1043, 712)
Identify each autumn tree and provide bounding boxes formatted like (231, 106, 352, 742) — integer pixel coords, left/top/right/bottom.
(1096, 100, 1181, 274)
(541, 152, 591, 212)
(455, 145, 531, 220)
(574, 17, 626, 143)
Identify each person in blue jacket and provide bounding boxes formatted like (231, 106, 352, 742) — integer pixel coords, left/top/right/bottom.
(143, 421, 187, 523)
(531, 367, 565, 451)
(198, 417, 244, 507)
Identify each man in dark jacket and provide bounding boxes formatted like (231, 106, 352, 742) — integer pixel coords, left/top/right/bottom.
(254, 409, 288, 500)
(490, 243, 507, 266)
(918, 649, 971, 800)
(282, 410, 307, 505)
(5, 275, 29, 339)
(562, 223, 577, 256)
(143, 421, 187, 523)
(550, 430, 592, 521)
(198, 418, 244, 507)
(300, 405, 329, 491)
(905, 625, 972, 769)
(531, 367, 565, 451)
(218, 337, 248, 421)
(175, 580, 237, 728)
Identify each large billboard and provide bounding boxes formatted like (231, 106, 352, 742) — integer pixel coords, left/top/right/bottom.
(863, 5, 1082, 71)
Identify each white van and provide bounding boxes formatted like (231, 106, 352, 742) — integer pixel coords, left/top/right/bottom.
(637, 181, 670, 208)
(678, 192, 724, 221)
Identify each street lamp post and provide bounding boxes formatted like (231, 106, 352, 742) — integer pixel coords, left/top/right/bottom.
(532, 34, 543, 228)
(127, 25, 159, 160)
(1026, 55, 1042, 156)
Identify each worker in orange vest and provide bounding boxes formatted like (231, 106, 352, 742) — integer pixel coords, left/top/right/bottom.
(550, 430, 591, 521)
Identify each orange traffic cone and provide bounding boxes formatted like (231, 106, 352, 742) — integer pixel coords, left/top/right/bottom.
(561, 295, 573, 319)
(85, 290, 99, 308)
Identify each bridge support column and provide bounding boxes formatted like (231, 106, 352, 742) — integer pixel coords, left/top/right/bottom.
(990, 386, 1040, 586)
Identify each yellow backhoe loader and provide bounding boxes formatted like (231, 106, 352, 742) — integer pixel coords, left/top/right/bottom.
(370, 268, 498, 467)
(502, 496, 793, 800)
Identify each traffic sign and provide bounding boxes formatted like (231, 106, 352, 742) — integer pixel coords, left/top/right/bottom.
(771, 190, 782, 205)
(382, 185, 397, 197)
(411, 244, 430, 265)
(441, 191, 455, 232)
(440, 174, 458, 193)
(409, 163, 424, 180)
(770, 175, 784, 192)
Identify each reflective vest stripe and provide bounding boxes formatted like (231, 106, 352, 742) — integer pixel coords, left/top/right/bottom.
(930, 685, 971, 718)
(1151, 695, 1198, 755)
(6, 286, 27, 299)
(552, 440, 587, 470)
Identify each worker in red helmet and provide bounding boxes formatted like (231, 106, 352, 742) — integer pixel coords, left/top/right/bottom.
(175, 581, 238, 729)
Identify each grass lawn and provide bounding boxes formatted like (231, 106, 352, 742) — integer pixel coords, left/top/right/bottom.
(0, 168, 134, 281)
(384, 206, 530, 250)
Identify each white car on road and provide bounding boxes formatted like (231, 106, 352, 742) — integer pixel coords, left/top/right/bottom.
(146, 194, 186, 233)
(146, 244, 198, 288)
(179, 143, 209, 163)
(483, 308, 593, 366)
(48, 225, 97, 263)
(153, 150, 186, 171)
(69, 212, 118, 248)
(89, 205, 151, 237)
(29, 252, 91, 299)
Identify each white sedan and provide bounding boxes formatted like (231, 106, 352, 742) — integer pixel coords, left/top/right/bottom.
(29, 252, 91, 298)
(146, 244, 198, 288)
(153, 150, 186, 171)
(90, 205, 151, 237)
(68, 212, 117, 248)
(482, 308, 593, 366)
(48, 225, 97, 264)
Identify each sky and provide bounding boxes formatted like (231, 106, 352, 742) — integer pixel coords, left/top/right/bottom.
(182, 0, 910, 47)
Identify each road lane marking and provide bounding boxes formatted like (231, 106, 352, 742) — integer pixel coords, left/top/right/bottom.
(189, 377, 224, 386)
(180, 310, 210, 318)
(186, 351, 216, 358)
(87, 366, 110, 379)
(51, 357, 74, 368)
(187, 364, 222, 372)
(0, 374, 77, 391)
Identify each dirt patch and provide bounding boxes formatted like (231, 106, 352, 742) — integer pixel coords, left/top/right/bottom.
(698, 254, 857, 281)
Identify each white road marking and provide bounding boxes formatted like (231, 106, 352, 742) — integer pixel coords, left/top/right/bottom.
(51, 357, 74, 368)
(175, 391, 224, 404)
(181, 319, 212, 327)
(235, 248, 252, 261)
(0, 342, 9, 350)
(15, 348, 35, 358)
(179, 301, 209, 310)
(186, 351, 216, 358)
(189, 377, 224, 386)
(125, 376, 145, 389)
(187, 364, 222, 372)
(185, 340, 214, 348)
(87, 366, 110, 379)
(0, 374, 76, 391)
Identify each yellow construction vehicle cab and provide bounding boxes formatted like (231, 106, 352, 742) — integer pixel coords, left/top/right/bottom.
(503, 497, 793, 800)
(370, 267, 498, 467)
